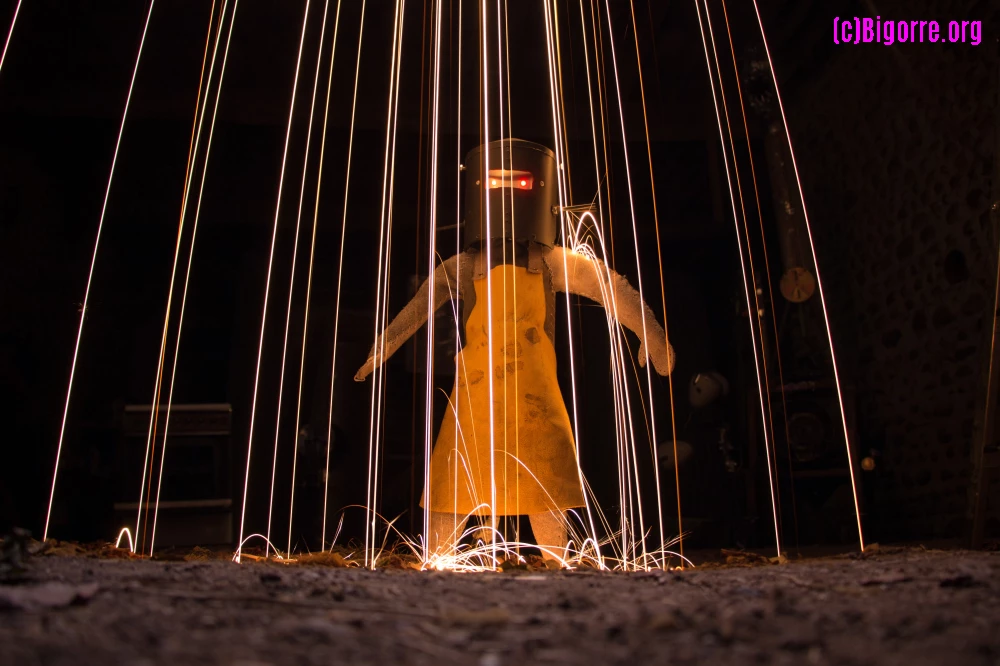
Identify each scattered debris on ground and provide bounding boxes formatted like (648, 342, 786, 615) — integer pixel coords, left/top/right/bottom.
(1, 535, 998, 665)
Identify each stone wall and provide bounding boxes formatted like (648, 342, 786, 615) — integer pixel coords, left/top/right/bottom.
(782, 0, 997, 539)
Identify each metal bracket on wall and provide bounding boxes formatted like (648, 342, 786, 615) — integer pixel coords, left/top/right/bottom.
(551, 203, 596, 216)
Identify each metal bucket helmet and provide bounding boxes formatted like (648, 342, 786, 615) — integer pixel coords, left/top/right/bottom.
(463, 138, 558, 250)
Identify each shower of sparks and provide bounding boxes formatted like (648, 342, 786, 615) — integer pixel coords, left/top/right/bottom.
(136, 0, 220, 553)
(600, 0, 666, 567)
(262, 0, 324, 558)
(447, 0, 464, 561)
(543, 0, 587, 543)
(693, 0, 782, 556)
(626, 0, 684, 560)
(114, 527, 135, 552)
(421, 0, 444, 563)
(395, 494, 692, 572)
(237, 0, 313, 565)
(574, 1, 612, 568)
(502, 0, 521, 546)
(566, 8, 643, 564)
(146, 0, 239, 558)
(561, 214, 659, 568)
(748, 0, 864, 550)
(0, 0, 22, 77)
(718, 0, 800, 544)
(324, 0, 367, 551)
(35, 0, 865, 568)
(496, 0, 510, 548)
(481, 0, 498, 567)
(702, 0, 789, 531)
(425, 538, 694, 572)
(565, 212, 650, 565)
(266, 0, 336, 561)
(290, 0, 343, 559)
(44, 0, 159, 543)
(234, 534, 287, 562)
(365, 0, 406, 568)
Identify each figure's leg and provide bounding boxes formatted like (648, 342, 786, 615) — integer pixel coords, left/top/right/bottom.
(427, 512, 469, 556)
(529, 510, 567, 562)
(473, 520, 496, 547)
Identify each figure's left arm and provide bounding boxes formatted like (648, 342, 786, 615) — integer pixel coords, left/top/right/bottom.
(545, 245, 675, 376)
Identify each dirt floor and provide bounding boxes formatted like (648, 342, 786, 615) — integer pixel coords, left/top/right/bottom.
(1, 542, 998, 666)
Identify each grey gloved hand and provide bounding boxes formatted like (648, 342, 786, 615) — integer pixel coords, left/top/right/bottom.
(638, 339, 675, 377)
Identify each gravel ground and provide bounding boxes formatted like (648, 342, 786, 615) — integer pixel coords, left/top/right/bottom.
(1, 546, 998, 665)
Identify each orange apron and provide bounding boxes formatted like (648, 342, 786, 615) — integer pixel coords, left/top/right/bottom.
(422, 263, 585, 516)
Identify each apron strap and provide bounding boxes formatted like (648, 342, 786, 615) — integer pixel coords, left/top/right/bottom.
(472, 249, 486, 280)
(527, 242, 543, 274)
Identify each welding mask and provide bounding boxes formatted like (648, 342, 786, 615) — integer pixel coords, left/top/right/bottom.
(463, 139, 558, 250)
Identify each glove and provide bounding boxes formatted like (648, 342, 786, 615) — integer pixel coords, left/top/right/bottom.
(638, 339, 675, 376)
(354, 346, 381, 382)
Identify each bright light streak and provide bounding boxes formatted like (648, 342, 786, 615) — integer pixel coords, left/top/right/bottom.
(563, 231, 644, 567)
(602, 0, 664, 566)
(496, 0, 509, 547)
(586, 0, 614, 261)
(718, 0, 799, 546)
(324, 0, 367, 551)
(294, 0, 342, 556)
(71, 0, 786, 572)
(541, 0, 584, 556)
(261, 0, 334, 561)
(574, 2, 613, 568)
(288, 0, 340, 557)
(564, 14, 641, 570)
(692, 0, 781, 555)
(415, 510, 692, 573)
(748, 0, 864, 550)
(44, 0, 159, 543)
(572, 212, 643, 567)
(233, 533, 287, 562)
(605, 26, 662, 567)
(366, 0, 406, 568)
(626, 0, 682, 565)
(550, 0, 572, 196)
(146, 0, 237, 558)
(136, 0, 222, 554)
(502, 0, 521, 546)
(414, 442, 685, 571)
(422, 0, 444, 562)
(114, 527, 135, 552)
(447, 0, 463, 562)
(374, 0, 408, 566)
(481, 0, 498, 566)
(0, 0, 22, 77)
(237, 0, 313, 565)
(701, 0, 784, 532)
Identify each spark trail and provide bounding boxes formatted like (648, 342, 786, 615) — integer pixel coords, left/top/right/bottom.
(748, 0, 864, 550)
(237, 0, 313, 564)
(45, 0, 159, 543)
(0, 0, 22, 77)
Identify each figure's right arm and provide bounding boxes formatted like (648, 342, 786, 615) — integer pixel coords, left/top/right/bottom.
(545, 245, 675, 376)
(355, 253, 467, 382)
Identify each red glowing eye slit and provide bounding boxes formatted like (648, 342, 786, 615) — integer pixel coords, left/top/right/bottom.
(486, 169, 533, 190)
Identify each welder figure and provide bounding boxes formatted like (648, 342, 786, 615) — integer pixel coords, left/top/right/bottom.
(355, 139, 675, 562)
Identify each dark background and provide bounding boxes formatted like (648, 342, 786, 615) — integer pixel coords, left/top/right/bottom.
(0, 0, 996, 554)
